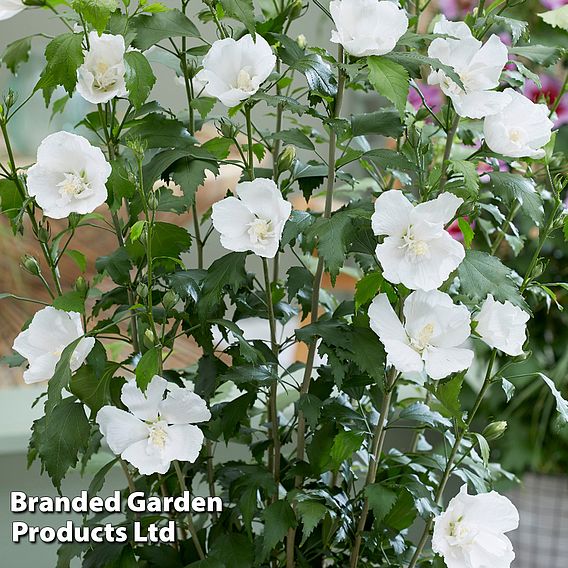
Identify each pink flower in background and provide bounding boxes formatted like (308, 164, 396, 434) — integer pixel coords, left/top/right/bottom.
(438, 0, 477, 19)
(524, 75, 568, 127)
(540, 0, 568, 9)
(409, 82, 444, 115)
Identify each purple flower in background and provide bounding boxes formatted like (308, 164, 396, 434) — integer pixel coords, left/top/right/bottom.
(525, 75, 568, 127)
(438, 0, 477, 20)
(540, 0, 568, 9)
(408, 82, 444, 116)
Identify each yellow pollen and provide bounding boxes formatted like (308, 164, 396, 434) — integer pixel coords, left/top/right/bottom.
(148, 424, 168, 449)
(236, 68, 254, 91)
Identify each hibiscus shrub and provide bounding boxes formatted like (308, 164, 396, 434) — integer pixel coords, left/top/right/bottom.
(1, 0, 568, 567)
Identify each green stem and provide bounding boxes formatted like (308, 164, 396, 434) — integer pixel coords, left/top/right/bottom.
(438, 114, 459, 193)
(350, 370, 398, 568)
(0, 121, 63, 296)
(490, 203, 520, 255)
(173, 461, 206, 559)
(245, 104, 255, 180)
(550, 72, 568, 118)
(407, 351, 497, 568)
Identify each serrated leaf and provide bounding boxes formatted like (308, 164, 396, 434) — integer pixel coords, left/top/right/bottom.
(219, 0, 256, 35)
(261, 501, 297, 558)
(52, 291, 86, 314)
(435, 374, 463, 419)
(367, 56, 410, 116)
(350, 108, 403, 138)
(398, 402, 452, 427)
(73, 0, 117, 34)
(510, 45, 564, 66)
(135, 347, 160, 391)
(36, 33, 84, 103)
(458, 250, 527, 309)
(536, 372, 568, 425)
(355, 272, 383, 310)
(130, 9, 200, 51)
(2, 36, 32, 74)
(448, 160, 479, 199)
(487, 172, 543, 226)
(124, 51, 156, 109)
(33, 398, 91, 490)
(458, 218, 474, 248)
(296, 500, 327, 545)
(471, 432, 490, 466)
(539, 5, 568, 31)
(329, 430, 365, 469)
(365, 483, 398, 523)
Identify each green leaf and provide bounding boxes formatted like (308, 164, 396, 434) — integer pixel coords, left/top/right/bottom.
(170, 158, 219, 208)
(491, 16, 528, 43)
(359, 149, 415, 173)
(71, 361, 119, 415)
(383, 488, 417, 530)
(73, 0, 117, 34)
(435, 374, 463, 419)
(471, 432, 490, 466)
(33, 398, 91, 490)
(350, 108, 403, 139)
(208, 533, 255, 568)
(355, 272, 383, 310)
(127, 221, 191, 260)
(510, 45, 565, 66)
(457, 218, 474, 248)
(35, 33, 84, 103)
(2, 37, 32, 74)
(135, 347, 160, 391)
(261, 501, 297, 557)
(88, 458, 118, 498)
(365, 483, 398, 523)
(295, 500, 327, 545)
(219, 0, 256, 36)
(536, 372, 568, 425)
(130, 9, 200, 51)
(329, 430, 365, 470)
(0, 178, 24, 219)
(95, 247, 132, 285)
(46, 338, 84, 415)
(124, 114, 192, 149)
(487, 172, 544, 226)
(272, 128, 314, 150)
(65, 249, 87, 272)
(213, 318, 261, 363)
(367, 56, 410, 116)
(539, 5, 568, 31)
(458, 250, 527, 309)
(52, 291, 86, 314)
(124, 51, 156, 109)
(281, 210, 315, 246)
(221, 364, 275, 385)
(448, 160, 479, 199)
(398, 402, 451, 428)
(198, 252, 248, 319)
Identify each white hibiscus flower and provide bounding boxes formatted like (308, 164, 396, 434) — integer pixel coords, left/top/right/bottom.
(196, 34, 276, 107)
(372, 190, 465, 291)
(0, 0, 25, 21)
(211, 178, 292, 258)
(368, 290, 473, 380)
(432, 484, 519, 568)
(330, 0, 408, 57)
(27, 131, 111, 219)
(428, 18, 510, 119)
(483, 88, 554, 159)
(77, 32, 128, 105)
(97, 375, 211, 476)
(475, 294, 529, 356)
(12, 307, 95, 385)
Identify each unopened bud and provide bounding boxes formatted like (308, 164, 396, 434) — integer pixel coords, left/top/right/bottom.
(147, 193, 159, 211)
(162, 289, 180, 311)
(277, 145, 296, 176)
(21, 254, 41, 276)
(290, 0, 303, 20)
(144, 329, 156, 348)
(296, 34, 307, 49)
(137, 283, 148, 299)
(483, 421, 507, 441)
(75, 276, 88, 296)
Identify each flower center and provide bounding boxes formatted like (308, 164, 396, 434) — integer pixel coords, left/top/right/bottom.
(248, 218, 275, 245)
(236, 68, 254, 92)
(148, 423, 168, 449)
(411, 323, 435, 352)
(92, 61, 121, 91)
(57, 172, 91, 201)
(442, 74, 465, 96)
(401, 228, 430, 259)
(508, 126, 528, 147)
(447, 517, 476, 547)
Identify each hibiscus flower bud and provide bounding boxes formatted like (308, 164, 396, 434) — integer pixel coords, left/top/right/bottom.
(74, 276, 89, 297)
(144, 329, 156, 348)
(137, 283, 148, 299)
(21, 254, 41, 276)
(289, 0, 303, 19)
(277, 145, 296, 176)
(162, 290, 180, 312)
(296, 34, 307, 49)
(483, 421, 508, 441)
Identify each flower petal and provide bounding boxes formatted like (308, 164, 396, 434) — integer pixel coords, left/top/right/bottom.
(371, 190, 413, 238)
(97, 406, 148, 454)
